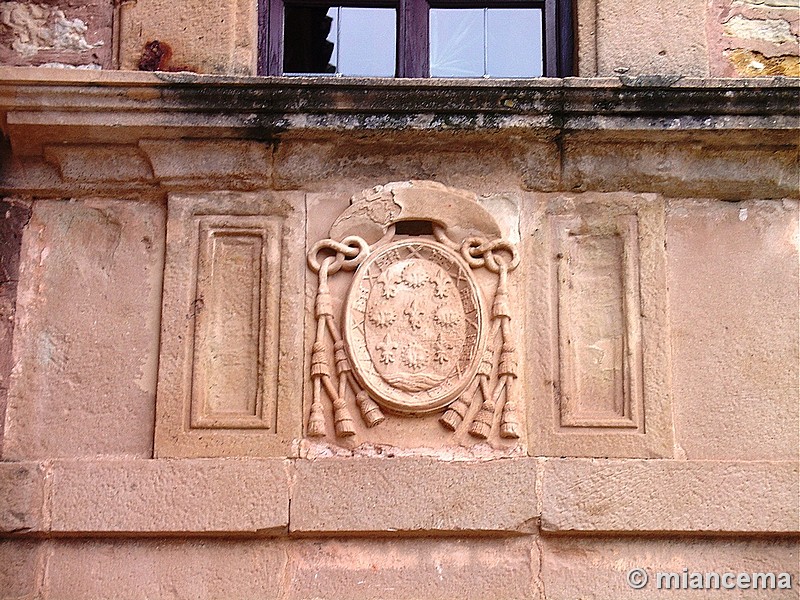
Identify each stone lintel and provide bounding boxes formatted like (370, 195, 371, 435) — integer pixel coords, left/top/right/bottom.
(1, 458, 797, 537)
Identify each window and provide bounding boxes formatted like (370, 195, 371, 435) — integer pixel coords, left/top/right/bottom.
(259, 0, 574, 77)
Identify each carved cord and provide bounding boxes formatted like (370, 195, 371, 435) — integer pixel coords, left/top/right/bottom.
(307, 236, 386, 437)
(307, 226, 520, 441)
(439, 234, 521, 439)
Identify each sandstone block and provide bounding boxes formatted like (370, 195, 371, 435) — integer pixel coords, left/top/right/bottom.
(118, 0, 256, 75)
(541, 536, 799, 600)
(524, 192, 673, 458)
(540, 459, 799, 534)
(2, 199, 165, 459)
(138, 140, 272, 189)
(273, 133, 559, 194)
(49, 459, 290, 535)
(286, 537, 539, 600)
(43, 539, 287, 600)
(43, 145, 154, 183)
(0, 462, 43, 533)
(290, 457, 538, 534)
(668, 199, 799, 460)
(593, 0, 708, 76)
(563, 139, 799, 200)
(154, 192, 305, 458)
(0, 1, 111, 68)
(0, 540, 41, 599)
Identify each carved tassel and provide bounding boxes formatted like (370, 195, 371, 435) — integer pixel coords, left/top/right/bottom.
(468, 400, 494, 439)
(439, 395, 469, 431)
(356, 390, 385, 428)
(467, 348, 497, 439)
(499, 375, 520, 439)
(498, 345, 520, 439)
(308, 380, 326, 437)
(308, 341, 329, 437)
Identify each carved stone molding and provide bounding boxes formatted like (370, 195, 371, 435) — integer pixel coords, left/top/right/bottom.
(154, 191, 305, 458)
(306, 181, 522, 445)
(525, 192, 673, 458)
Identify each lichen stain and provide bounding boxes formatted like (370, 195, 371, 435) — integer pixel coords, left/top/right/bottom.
(727, 48, 800, 76)
(0, 2, 103, 59)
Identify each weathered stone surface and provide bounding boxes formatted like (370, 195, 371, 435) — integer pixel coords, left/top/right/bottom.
(0, 540, 41, 599)
(2, 199, 165, 459)
(274, 134, 559, 195)
(44, 539, 288, 599)
(541, 537, 800, 599)
(138, 140, 272, 189)
(118, 0, 256, 75)
(34, 537, 539, 600)
(0, 198, 30, 451)
(540, 459, 800, 534)
(43, 144, 154, 183)
(0, 462, 43, 533)
(723, 14, 798, 44)
(286, 537, 539, 600)
(0, 1, 111, 68)
(726, 49, 800, 77)
(291, 458, 538, 534)
(593, 0, 708, 76)
(154, 192, 305, 458)
(668, 199, 799, 460)
(709, 0, 800, 76)
(49, 459, 290, 535)
(525, 192, 673, 458)
(563, 139, 800, 200)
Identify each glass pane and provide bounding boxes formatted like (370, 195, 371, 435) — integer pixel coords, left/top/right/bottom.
(338, 8, 396, 76)
(430, 9, 484, 78)
(486, 9, 543, 77)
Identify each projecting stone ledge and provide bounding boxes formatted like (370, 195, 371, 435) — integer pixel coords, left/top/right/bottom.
(1, 458, 797, 538)
(540, 459, 800, 535)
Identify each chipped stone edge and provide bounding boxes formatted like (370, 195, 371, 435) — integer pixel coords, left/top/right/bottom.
(1, 458, 798, 537)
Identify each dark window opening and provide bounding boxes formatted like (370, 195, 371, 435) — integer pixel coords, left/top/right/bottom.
(261, 0, 574, 77)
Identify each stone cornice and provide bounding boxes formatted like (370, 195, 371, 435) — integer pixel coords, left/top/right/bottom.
(1, 68, 797, 199)
(0, 68, 798, 148)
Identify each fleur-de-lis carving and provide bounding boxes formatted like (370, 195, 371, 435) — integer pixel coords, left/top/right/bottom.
(431, 270, 452, 298)
(434, 307, 460, 328)
(377, 334, 399, 364)
(404, 299, 425, 329)
(434, 333, 453, 364)
(377, 270, 401, 299)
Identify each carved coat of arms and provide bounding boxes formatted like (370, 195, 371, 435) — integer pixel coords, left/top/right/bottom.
(345, 239, 484, 413)
(307, 181, 520, 442)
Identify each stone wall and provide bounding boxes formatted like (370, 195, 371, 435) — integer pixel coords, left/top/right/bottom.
(1, 0, 798, 76)
(0, 70, 797, 598)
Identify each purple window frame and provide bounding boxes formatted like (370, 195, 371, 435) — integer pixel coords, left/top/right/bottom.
(258, 0, 574, 77)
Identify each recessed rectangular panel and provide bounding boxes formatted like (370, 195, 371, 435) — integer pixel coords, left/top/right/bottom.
(553, 215, 643, 429)
(190, 218, 281, 430)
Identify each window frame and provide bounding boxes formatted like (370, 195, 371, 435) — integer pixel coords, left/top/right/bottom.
(258, 0, 574, 77)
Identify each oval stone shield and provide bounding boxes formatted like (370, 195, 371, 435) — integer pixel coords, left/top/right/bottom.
(344, 239, 485, 413)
